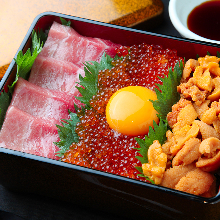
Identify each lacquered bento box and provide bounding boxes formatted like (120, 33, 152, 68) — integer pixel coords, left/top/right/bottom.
(1, 12, 220, 220)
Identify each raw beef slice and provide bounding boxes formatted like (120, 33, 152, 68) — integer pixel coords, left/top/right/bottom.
(0, 106, 60, 160)
(39, 22, 119, 67)
(11, 78, 80, 124)
(29, 56, 84, 95)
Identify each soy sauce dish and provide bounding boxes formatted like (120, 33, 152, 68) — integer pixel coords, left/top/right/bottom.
(1, 12, 220, 220)
(169, 0, 220, 44)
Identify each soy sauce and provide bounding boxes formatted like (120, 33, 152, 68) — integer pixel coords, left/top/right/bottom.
(187, 0, 220, 41)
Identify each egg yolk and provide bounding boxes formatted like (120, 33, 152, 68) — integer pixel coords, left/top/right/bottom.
(106, 86, 159, 136)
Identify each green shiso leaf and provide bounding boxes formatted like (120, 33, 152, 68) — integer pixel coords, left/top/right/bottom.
(136, 173, 155, 184)
(150, 60, 183, 121)
(135, 119, 168, 165)
(75, 52, 114, 108)
(55, 52, 117, 157)
(31, 28, 47, 53)
(60, 17, 71, 27)
(135, 166, 155, 184)
(54, 111, 80, 157)
(135, 60, 184, 183)
(0, 90, 11, 129)
(0, 29, 46, 130)
(9, 29, 45, 94)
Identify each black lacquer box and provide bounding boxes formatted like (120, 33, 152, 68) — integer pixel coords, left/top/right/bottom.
(1, 12, 220, 220)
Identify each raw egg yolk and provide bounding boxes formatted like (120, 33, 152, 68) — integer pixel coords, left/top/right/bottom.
(106, 86, 159, 136)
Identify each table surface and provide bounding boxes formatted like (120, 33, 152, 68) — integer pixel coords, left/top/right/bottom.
(0, 0, 182, 219)
(0, 0, 164, 68)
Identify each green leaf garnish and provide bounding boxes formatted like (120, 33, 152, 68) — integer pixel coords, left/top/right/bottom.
(60, 17, 71, 27)
(0, 90, 11, 129)
(137, 174, 155, 184)
(135, 119, 168, 164)
(9, 30, 45, 94)
(150, 61, 183, 120)
(75, 52, 114, 108)
(0, 29, 46, 130)
(134, 116, 168, 184)
(134, 61, 184, 183)
(113, 54, 123, 61)
(31, 29, 47, 53)
(55, 52, 117, 157)
(135, 166, 155, 184)
(54, 111, 80, 157)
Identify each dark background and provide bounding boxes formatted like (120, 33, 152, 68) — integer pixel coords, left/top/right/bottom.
(0, 0, 182, 219)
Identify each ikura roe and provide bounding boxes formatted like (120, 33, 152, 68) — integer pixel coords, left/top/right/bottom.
(62, 43, 183, 181)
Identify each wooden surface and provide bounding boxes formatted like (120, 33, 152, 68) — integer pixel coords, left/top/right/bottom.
(0, 0, 163, 71)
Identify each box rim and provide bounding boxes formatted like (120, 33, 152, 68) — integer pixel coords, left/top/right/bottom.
(1, 11, 220, 205)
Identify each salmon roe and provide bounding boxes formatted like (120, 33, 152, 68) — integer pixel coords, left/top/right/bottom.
(62, 43, 183, 181)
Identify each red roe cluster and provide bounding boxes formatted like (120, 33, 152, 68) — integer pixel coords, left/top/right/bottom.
(62, 43, 183, 181)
